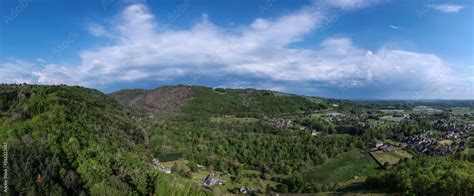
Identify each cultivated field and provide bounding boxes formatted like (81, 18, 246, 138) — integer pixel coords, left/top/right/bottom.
(210, 116, 259, 123)
(303, 150, 379, 186)
(370, 149, 413, 166)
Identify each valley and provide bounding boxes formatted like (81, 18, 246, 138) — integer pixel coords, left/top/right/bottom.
(0, 84, 473, 195)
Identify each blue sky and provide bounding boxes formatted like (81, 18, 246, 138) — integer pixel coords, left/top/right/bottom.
(1, 0, 473, 99)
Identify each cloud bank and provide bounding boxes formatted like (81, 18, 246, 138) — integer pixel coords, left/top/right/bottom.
(431, 4, 464, 13)
(1, 1, 472, 99)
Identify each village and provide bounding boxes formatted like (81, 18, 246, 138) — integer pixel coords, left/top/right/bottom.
(402, 119, 472, 155)
(148, 105, 472, 194)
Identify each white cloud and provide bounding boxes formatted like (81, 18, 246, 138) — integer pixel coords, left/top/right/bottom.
(0, 59, 39, 84)
(389, 25, 400, 29)
(319, 0, 383, 10)
(0, 2, 471, 99)
(431, 4, 464, 13)
(87, 23, 110, 37)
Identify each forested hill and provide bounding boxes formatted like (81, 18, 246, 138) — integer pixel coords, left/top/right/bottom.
(111, 85, 331, 120)
(1, 84, 473, 195)
(0, 84, 205, 195)
(111, 85, 474, 195)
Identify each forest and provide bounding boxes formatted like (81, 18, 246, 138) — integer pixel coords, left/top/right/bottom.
(0, 84, 473, 195)
(0, 84, 206, 195)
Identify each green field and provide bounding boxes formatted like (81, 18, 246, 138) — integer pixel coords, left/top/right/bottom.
(384, 139, 400, 146)
(371, 149, 413, 166)
(209, 116, 259, 123)
(450, 107, 474, 115)
(161, 159, 189, 168)
(303, 150, 379, 186)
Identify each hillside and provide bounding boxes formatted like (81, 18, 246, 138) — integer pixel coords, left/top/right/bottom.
(112, 85, 474, 194)
(110, 86, 192, 118)
(1, 84, 473, 195)
(112, 86, 330, 120)
(0, 84, 205, 195)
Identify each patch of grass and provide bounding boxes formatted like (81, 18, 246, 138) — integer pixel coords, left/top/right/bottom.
(209, 116, 259, 124)
(438, 139, 453, 146)
(450, 107, 474, 115)
(371, 149, 413, 166)
(303, 150, 379, 185)
(384, 139, 400, 146)
(161, 159, 189, 168)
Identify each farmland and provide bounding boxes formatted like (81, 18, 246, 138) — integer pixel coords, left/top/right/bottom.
(370, 149, 413, 166)
(209, 116, 259, 124)
(303, 150, 379, 188)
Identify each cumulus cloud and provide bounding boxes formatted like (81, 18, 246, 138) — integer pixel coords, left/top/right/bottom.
(431, 4, 464, 13)
(319, 0, 384, 10)
(0, 2, 471, 99)
(86, 23, 109, 37)
(0, 59, 40, 84)
(389, 25, 400, 29)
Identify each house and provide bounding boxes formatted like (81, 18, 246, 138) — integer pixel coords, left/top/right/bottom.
(164, 168, 171, 174)
(201, 175, 223, 187)
(202, 175, 213, 187)
(375, 140, 384, 148)
(269, 118, 293, 128)
(311, 129, 321, 136)
(240, 186, 254, 194)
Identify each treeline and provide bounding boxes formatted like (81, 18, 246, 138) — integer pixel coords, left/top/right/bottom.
(366, 157, 474, 195)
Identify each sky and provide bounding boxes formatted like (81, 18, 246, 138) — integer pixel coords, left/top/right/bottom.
(0, 0, 473, 99)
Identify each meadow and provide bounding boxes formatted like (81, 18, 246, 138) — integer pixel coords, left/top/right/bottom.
(303, 150, 379, 187)
(370, 149, 413, 166)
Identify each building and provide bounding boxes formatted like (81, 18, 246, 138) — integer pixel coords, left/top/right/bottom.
(311, 129, 321, 136)
(240, 186, 254, 194)
(201, 175, 223, 187)
(375, 140, 384, 148)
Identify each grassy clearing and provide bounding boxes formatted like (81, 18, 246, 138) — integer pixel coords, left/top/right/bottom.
(450, 107, 474, 115)
(384, 139, 400, 146)
(161, 160, 279, 194)
(438, 139, 454, 146)
(381, 115, 405, 122)
(209, 116, 259, 123)
(303, 150, 379, 185)
(161, 159, 189, 168)
(205, 169, 280, 194)
(371, 149, 413, 166)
